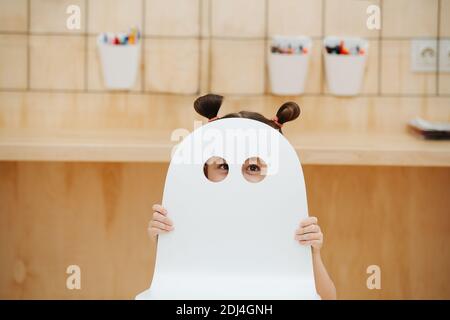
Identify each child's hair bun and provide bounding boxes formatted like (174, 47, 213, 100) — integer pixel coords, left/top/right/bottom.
(194, 94, 224, 120)
(275, 101, 301, 125)
(194, 94, 300, 133)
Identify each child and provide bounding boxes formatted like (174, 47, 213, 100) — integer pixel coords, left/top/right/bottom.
(148, 94, 337, 300)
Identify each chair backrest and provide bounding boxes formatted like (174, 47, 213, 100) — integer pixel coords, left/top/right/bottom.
(137, 118, 318, 299)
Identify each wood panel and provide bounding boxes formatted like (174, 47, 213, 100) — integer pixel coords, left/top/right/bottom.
(0, 162, 449, 299)
(305, 165, 450, 299)
(0, 162, 167, 299)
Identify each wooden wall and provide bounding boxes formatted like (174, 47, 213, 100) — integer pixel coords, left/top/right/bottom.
(0, 162, 449, 299)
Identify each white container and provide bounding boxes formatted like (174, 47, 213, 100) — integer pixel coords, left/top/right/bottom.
(97, 34, 141, 90)
(268, 36, 312, 95)
(323, 36, 368, 96)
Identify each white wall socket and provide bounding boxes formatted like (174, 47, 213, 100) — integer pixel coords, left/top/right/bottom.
(411, 39, 450, 73)
(411, 39, 437, 72)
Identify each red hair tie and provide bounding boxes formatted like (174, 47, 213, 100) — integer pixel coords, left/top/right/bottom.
(272, 116, 283, 128)
(208, 116, 220, 122)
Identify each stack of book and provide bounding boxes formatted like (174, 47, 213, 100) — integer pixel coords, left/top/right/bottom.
(408, 118, 450, 140)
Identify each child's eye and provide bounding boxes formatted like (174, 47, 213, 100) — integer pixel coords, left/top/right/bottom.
(246, 164, 261, 173)
(241, 157, 267, 183)
(218, 163, 229, 171)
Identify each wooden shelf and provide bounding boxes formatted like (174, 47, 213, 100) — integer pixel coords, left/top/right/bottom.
(0, 128, 449, 166)
(0, 92, 449, 166)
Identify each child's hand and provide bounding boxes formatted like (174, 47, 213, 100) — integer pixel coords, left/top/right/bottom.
(295, 216, 323, 253)
(148, 204, 174, 238)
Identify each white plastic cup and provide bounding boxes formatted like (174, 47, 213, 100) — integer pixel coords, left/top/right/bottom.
(268, 36, 312, 95)
(97, 34, 141, 90)
(323, 36, 368, 96)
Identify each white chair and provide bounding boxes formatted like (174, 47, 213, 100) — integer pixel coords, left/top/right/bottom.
(137, 118, 319, 300)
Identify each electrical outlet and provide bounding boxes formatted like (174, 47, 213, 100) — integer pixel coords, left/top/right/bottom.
(411, 39, 437, 72)
(439, 39, 450, 72)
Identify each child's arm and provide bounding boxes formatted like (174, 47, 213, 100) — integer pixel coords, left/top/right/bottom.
(296, 217, 337, 300)
(311, 250, 337, 300)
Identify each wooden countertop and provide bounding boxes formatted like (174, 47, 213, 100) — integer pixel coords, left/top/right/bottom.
(0, 128, 449, 166)
(0, 92, 449, 166)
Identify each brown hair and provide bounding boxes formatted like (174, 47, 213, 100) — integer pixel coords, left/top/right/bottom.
(194, 94, 300, 134)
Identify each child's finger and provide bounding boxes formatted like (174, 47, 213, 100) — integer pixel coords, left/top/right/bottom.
(151, 220, 174, 231)
(152, 204, 167, 216)
(299, 216, 318, 227)
(148, 227, 168, 237)
(296, 224, 320, 235)
(151, 220, 173, 231)
(299, 240, 321, 246)
(295, 232, 322, 241)
(153, 211, 173, 225)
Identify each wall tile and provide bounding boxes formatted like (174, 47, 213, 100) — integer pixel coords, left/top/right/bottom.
(199, 38, 210, 93)
(361, 39, 379, 94)
(268, 0, 322, 37)
(200, 0, 210, 37)
(440, 0, 450, 37)
(305, 39, 323, 94)
(29, 35, 85, 90)
(0, 0, 446, 97)
(438, 73, 450, 95)
(438, 38, 450, 95)
(144, 38, 199, 94)
(211, 0, 265, 38)
(439, 0, 450, 95)
(145, 0, 199, 36)
(30, 0, 86, 33)
(0, 35, 27, 89)
(88, 0, 142, 34)
(381, 40, 436, 95)
(324, 0, 380, 38)
(0, 0, 27, 32)
(210, 39, 265, 94)
(382, 0, 438, 37)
